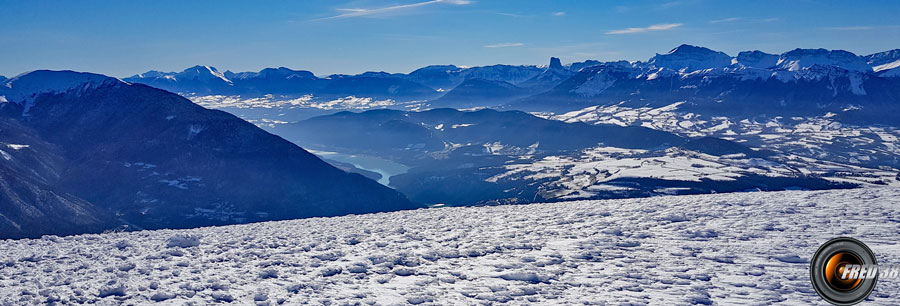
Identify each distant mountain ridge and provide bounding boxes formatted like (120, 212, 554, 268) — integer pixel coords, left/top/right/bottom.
(505, 45, 900, 125)
(117, 45, 900, 118)
(122, 45, 900, 93)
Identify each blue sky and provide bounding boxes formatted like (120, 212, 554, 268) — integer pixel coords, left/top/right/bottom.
(1, 0, 898, 77)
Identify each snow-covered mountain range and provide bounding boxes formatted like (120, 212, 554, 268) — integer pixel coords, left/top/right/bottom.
(118, 45, 900, 102)
(113, 45, 900, 127)
(2, 45, 900, 237)
(511, 46, 900, 127)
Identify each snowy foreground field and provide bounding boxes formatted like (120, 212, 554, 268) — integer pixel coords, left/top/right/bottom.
(3, 188, 900, 305)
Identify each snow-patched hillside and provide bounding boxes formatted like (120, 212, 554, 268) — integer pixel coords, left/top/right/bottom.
(2, 188, 900, 305)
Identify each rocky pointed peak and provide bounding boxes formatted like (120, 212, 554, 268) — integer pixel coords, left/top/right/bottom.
(182, 65, 216, 73)
(177, 65, 232, 83)
(517, 57, 573, 89)
(181, 65, 219, 75)
(549, 57, 563, 70)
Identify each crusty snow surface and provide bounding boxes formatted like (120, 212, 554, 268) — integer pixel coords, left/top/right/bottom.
(2, 188, 900, 305)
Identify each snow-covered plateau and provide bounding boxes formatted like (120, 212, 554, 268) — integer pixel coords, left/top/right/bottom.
(189, 95, 398, 111)
(552, 102, 900, 171)
(2, 188, 900, 305)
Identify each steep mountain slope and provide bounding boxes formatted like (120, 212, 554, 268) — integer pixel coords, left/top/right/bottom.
(0, 119, 116, 238)
(567, 59, 604, 73)
(877, 64, 900, 77)
(428, 78, 529, 108)
(866, 49, 900, 66)
(867, 50, 900, 77)
(2, 188, 899, 305)
(405, 65, 467, 90)
(0, 70, 418, 238)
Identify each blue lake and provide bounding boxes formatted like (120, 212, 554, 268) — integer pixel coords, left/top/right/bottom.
(309, 150, 410, 186)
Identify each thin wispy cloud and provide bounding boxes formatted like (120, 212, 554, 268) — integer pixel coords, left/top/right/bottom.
(497, 12, 531, 18)
(552, 12, 566, 16)
(484, 42, 524, 48)
(659, 1, 684, 9)
(825, 26, 875, 31)
(310, 0, 471, 21)
(822, 25, 900, 31)
(710, 17, 741, 24)
(708, 17, 777, 25)
(606, 23, 683, 35)
(377, 33, 444, 41)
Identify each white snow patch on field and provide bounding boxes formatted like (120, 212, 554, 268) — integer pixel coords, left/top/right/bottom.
(451, 123, 475, 128)
(2, 189, 900, 304)
(189, 95, 395, 110)
(5, 144, 29, 150)
(552, 104, 900, 178)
